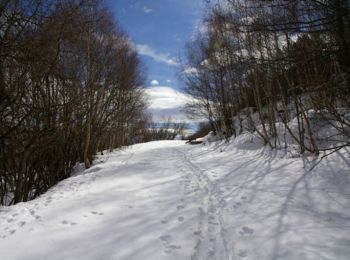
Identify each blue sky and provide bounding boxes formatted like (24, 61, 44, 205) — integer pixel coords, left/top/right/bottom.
(106, 0, 206, 90)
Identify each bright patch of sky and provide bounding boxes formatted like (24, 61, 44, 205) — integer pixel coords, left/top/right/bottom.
(106, 0, 208, 126)
(145, 86, 191, 121)
(106, 0, 206, 90)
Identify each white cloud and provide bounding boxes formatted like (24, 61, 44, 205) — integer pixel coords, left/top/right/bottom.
(150, 80, 159, 86)
(145, 86, 192, 122)
(183, 67, 198, 75)
(143, 6, 153, 13)
(146, 87, 190, 110)
(136, 44, 179, 67)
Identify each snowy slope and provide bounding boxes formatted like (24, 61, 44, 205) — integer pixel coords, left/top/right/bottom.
(0, 138, 349, 260)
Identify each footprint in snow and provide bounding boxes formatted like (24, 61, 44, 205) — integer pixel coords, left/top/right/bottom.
(238, 250, 248, 258)
(159, 235, 181, 254)
(166, 245, 181, 250)
(193, 230, 202, 236)
(91, 211, 104, 216)
(233, 202, 242, 209)
(45, 197, 53, 205)
(160, 234, 171, 241)
(176, 205, 184, 210)
(198, 207, 205, 215)
(241, 196, 247, 200)
(61, 220, 77, 226)
(239, 226, 254, 236)
(178, 216, 184, 222)
(161, 220, 168, 224)
(208, 250, 215, 257)
(17, 221, 26, 227)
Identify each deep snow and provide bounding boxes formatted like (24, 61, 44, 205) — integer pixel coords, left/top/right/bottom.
(0, 137, 349, 260)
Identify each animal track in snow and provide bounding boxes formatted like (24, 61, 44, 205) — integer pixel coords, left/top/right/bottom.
(239, 226, 254, 236)
(159, 234, 181, 254)
(28, 209, 41, 220)
(238, 250, 248, 258)
(91, 211, 104, 216)
(193, 230, 202, 236)
(17, 221, 26, 227)
(177, 216, 184, 222)
(208, 250, 215, 257)
(160, 234, 171, 241)
(120, 205, 133, 210)
(233, 202, 242, 209)
(61, 220, 77, 226)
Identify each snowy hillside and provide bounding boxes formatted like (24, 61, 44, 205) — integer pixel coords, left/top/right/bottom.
(0, 138, 349, 260)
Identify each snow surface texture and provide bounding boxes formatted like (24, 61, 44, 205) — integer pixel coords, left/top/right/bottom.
(0, 137, 350, 260)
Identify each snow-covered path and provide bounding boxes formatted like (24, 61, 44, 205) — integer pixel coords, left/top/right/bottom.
(1, 140, 350, 260)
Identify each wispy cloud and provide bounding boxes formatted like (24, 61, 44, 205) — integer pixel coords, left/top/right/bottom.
(136, 44, 179, 67)
(143, 6, 153, 13)
(145, 86, 193, 122)
(183, 67, 198, 75)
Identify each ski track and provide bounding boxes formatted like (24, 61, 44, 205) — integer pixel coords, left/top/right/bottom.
(0, 140, 349, 260)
